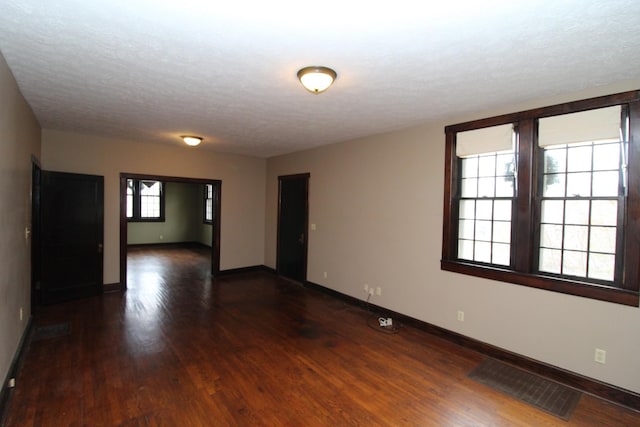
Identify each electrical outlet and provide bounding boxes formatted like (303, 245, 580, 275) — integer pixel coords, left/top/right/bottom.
(457, 310, 465, 322)
(375, 287, 382, 296)
(594, 348, 606, 364)
(323, 272, 327, 279)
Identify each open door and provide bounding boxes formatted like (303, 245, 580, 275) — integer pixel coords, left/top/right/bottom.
(40, 171, 104, 303)
(277, 173, 309, 283)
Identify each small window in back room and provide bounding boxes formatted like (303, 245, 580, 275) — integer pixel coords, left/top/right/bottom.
(127, 179, 165, 222)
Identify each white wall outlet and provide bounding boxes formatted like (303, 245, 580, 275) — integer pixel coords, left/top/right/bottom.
(311, 223, 317, 231)
(457, 310, 465, 322)
(159, 235, 164, 240)
(375, 287, 382, 296)
(594, 348, 606, 364)
(323, 271, 327, 279)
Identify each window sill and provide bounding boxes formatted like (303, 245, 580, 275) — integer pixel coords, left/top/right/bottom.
(441, 260, 639, 306)
(127, 218, 165, 223)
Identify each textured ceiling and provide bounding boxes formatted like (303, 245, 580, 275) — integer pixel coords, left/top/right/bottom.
(0, 0, 639, 158)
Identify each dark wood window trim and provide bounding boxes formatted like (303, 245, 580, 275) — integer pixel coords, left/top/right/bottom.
(126, 178, 165, 222)
(442, 90, 640, 306)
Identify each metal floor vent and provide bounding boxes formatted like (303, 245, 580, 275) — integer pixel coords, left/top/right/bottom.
(468, 358, 582, 420)
(32, 322, 71, 341)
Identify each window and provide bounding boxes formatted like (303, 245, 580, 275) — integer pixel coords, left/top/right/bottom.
(442, 90, 640, 306)
(204, 184, 213, 224)
(126, 179, 165, 222)
(456, 124, 516, 266)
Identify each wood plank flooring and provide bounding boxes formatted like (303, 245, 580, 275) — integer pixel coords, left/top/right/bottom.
(4, 245, 640, 426)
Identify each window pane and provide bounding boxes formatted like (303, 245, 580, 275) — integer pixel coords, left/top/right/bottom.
(563, 225, 588, 251)
(493, 200, 512, 221)
(478, 155, 496, 177)
(140, 181, 161, 195)
(459, 200, 475, 219)
(589, 226, 617, 253)
(567, 145, 592, 172)
(588, 253, 615, 281)
(539, 248, 561, 274)
(563, 250, 587, 277)
(475, 220, 492, 241)
(461, 157, 478, 178)
(540, 224, 562, 249)
(496, 153, 515, 177)
(476, 200, 492, 220)
(593, 143, 620, 171)
(564, 200, 589, 225)
(592, 171, 619, 197)
(126, 195, 133, 218)
(459, 219, 475, 239)
(566, 172, 591, 197)
(477, 177, 495, 197)
(544, 148, 566, 173)
(458, 239, 474, 260)
(140, 198, 160, 217)
(541, 200, 564, 224)
(461, 178, 477, 197)
(543, 174, 565, 197)
(493, 221, 511, 244)
(590, 200, 617, 226)
(492, 243, 510, 265)
(495, 176, 515, 197)
(474, 241, 491, 263)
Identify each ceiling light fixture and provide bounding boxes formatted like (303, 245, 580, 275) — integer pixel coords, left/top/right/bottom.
(182, 135, 203, 146)
(297, 66, 337, 94)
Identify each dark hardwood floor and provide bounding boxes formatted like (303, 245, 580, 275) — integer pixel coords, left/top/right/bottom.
(4, 245, 639, 426)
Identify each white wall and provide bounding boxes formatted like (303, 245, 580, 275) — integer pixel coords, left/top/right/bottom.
(265, 79, 640, 394)
(0, 52, 40, 387)
(42, 130, 265, 283)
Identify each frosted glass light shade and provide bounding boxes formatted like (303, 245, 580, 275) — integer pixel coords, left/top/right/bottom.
(182, 136, 203, 146)
(297, 66, 337, 94)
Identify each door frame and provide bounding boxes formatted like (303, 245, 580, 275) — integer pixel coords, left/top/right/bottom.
(119, 173, 221, 289)
(30, 156, 41, 309)
(276, 173, 310, 282)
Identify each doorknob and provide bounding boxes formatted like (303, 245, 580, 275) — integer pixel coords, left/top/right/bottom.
(98, 243, 103, 253)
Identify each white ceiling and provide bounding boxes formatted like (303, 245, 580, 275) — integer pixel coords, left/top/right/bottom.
(0, 0, 639, 158)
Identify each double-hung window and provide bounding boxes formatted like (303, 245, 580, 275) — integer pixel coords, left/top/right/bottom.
(456, 124, 516, 266)
(204, 184, 213, 224)
(537, 106, 625, 283)
(127, 179, 165, 222)
(442, 90, 640, 306)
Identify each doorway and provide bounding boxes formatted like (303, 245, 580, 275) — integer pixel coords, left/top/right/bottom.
(119, 173, 221, 289)
(276, 173, 309, 283)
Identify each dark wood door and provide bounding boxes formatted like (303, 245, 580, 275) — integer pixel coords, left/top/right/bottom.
(40, 171, 104, 303)
(277, 174, 309, 282)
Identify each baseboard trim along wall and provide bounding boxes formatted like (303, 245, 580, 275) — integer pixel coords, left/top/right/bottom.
(303, 279, 640, 413)
(103, 282, 122, 293)
(218, 265, 276, 276)
(0, 318, 32, 425)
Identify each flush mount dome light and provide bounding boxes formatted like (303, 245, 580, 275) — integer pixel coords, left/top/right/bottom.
(182, 136, 203, 146)
(297, 66, 337, 94)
